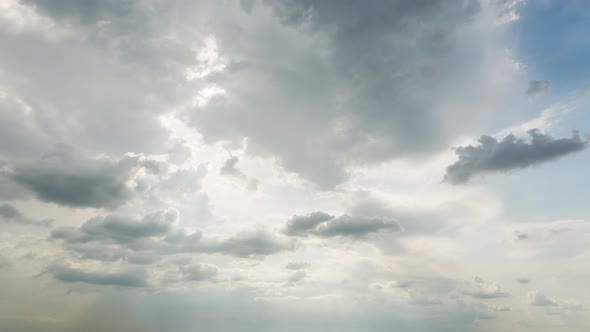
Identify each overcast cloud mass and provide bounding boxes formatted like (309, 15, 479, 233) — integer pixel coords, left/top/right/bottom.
(0, 0, 589, 331)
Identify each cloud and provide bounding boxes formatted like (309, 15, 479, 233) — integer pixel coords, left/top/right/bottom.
(51, 210, 177, 245)
(287, 270, 307, 283)
(490, 305, 511, 312)
(220, 156, 259, 191)
(47, 264, 147, 287)
(516, 278, 531, 284)
(0, 203, 53, 226)
(445, 129, 588, 184)
(5, 145, 159, 209)
(180, 263, 219, 282)
(285, 262, 310, 270)
(206, 229, 296, 258)
(528, 291, 559, 307)
(513, 230, 528, 240)
(465, 277, 510, 299)
(527, 80, 550, 96)
(284, 212, 401, 238)
(51, 211, 294, 262)
(187, 0, 529, 187)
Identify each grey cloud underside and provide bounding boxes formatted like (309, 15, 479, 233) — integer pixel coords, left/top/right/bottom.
(187, 0, 527, 187)
(51, 211, 295, 263)
(445, 129, 588, 184)
(47, 265, 147, 287)
(0, 203, 53, 226)
(3, 145, 159, 209)
(284, 212, 401, 238)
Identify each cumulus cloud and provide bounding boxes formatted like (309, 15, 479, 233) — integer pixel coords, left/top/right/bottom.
(187, 0, 529, 187)
(47, 264, 147, 288)
(528, 291, 559, 307)
(445, 129, 588, 184)
(284, 212, 401, 238)
(51, 210, 177, 245)
(0, 203, 53, 226)
(51, 211, 294, 262)
(465, 277, 510, 299)
(4, 145, 160, 209)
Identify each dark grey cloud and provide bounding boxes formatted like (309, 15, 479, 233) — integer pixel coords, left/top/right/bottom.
(526, 80, 550, 96)
(284, 212, 334, 236)
(0, 203, 53, 227)
(5, 145, 158, 209)
(284, 212, 400, 239)
(47, 265, 147, 287)
(206, 229, 296, 258)
(52, 210, 176, 245)
(445, 129, 588, 184)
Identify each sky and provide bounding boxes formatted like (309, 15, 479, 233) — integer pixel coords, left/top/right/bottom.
(0, 0, 589, 331)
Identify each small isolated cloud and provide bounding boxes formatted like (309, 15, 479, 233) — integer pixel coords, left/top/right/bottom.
(491, 305, 511, 312)
(284, 212, 401, 239)
(513, 230, 529, 240)
(465, 277, 511, 299)
(445, 129, 588, 184)
(516, 278, 531, 284)
(47, 265, 147, 288)
(527, 80, 551, 96)
(529, 291, 559, 307)
(0, 203, 53, 227)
